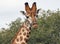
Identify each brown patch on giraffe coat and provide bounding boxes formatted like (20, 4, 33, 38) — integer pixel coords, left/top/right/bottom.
(24, 38, 28, 42)
(21, 42, 25, 44)
(20, 36, 23, 41)
(19, 32, 22, 35)
(22, 29, 25, 32)
(23, 32, 26, 36)
(16, 38, 19, 42)
(26, 34, 29, 38)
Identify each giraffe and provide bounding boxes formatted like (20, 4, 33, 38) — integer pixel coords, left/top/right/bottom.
(11, 2, 40, 44)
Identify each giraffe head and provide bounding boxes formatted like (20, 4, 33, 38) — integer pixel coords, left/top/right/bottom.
(20, 2, 40, 28)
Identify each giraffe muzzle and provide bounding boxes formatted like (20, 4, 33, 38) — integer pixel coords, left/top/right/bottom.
(33, 22, 37, 25)
(32, 22, 38, 28)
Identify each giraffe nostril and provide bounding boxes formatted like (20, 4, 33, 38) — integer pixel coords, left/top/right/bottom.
(23, 32, 26, 36)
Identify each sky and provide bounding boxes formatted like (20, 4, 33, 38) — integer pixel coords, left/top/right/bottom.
(0, 0, 60, 28)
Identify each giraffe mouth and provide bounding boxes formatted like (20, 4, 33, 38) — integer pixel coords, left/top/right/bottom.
(33, 22, 37, 25)
(32, 22, 38, 28)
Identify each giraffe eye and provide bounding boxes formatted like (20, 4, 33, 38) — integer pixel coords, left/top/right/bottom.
(36, 15, 38, 17)
(26, 16, 29, 18)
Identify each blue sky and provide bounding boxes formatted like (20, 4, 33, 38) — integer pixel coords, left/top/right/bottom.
(0, 0, 60, 28)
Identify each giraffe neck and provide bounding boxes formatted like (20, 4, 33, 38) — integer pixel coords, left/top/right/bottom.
(11, 20, 31, 44)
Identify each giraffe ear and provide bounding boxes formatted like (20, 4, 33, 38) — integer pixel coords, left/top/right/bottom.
(25, 2, 30, 12)
(31, 2, 37, 12)
(37, 9, 40, 14)
(20, 11, 26, 15)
